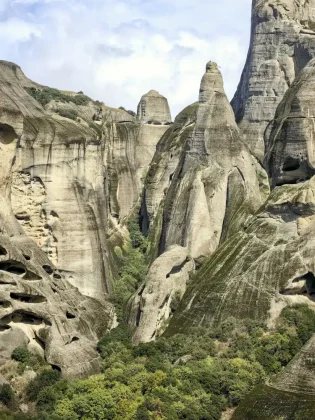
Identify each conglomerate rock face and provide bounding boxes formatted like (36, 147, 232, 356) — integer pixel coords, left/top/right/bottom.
(232, 0, 315, 161)
(129, 62, 267, 343)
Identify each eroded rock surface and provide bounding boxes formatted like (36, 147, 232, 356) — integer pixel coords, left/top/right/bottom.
(266, 58, 315, 187)
(0, 61, 169, 298)
(232, 0, 315, 161)
(166, 178, 315, 335)
(129, 62, 267, 342)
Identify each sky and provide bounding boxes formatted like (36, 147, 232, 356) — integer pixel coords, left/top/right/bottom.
(0, 0, 252, 118)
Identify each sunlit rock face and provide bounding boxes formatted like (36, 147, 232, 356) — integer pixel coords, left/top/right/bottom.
(128, 62, 267, 343)
(232, 0, 315, 161)
(0, 60, 171, 299)
(137, 90, 172, 125)
(166, 58, 315, 337)
(0, 61, 114, 377)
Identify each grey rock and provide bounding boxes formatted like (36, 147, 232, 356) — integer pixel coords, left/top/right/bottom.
(130, 62, 267, 342)
(232, 0, 315, 161)
(137, 90, 172, 125)
(266, 57, 315, 187)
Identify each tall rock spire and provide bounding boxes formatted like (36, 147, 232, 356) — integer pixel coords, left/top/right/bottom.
(232, 0, 315, 162)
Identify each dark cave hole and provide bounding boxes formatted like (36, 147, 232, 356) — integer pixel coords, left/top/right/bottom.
(1, 310, 52, 327)
(0, 246, 7, 256)
(43, 265, 54, 275)
(10, 292, 47, 304)
(0, 261, 26, 276)
(0, 123, 16, 145)
(23, 254, 31, 261)
(166, 258, 190, 279)
(66, 311, 76, 319)
(70, 336, 79, 343)
(0, 325, 11, 332)
(282, 157, 300, 172)
(53, 273, 62, 280)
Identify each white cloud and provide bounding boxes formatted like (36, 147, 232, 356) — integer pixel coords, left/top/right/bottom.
(0, 0, 251, 117)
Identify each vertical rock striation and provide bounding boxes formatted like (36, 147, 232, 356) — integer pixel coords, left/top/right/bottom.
(232, 0, 315, 161)
(129, 62, 267, 343)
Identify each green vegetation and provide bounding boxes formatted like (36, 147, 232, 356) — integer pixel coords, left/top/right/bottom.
(10, 347, 47, 375)
(2, 305, 314, 419)
(57, 109, 78, 121)
(0, 385, 15, 408)
(112, 217, 148, 321)
(25, 87, 91, 107)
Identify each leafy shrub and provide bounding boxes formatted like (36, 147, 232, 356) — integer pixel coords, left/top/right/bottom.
(0, 384, 15, 408)
(112, 216, 148, 321)
(26, 369, 61, 402)
(26, 87, 91, 107)
(57, 109, 78, 121)
(11, 347, 30, 364)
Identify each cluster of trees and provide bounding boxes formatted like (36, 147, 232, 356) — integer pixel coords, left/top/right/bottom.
(112, 218, 148, 321)
(2, 305, 315, 420)
(26, 87, 91, 107)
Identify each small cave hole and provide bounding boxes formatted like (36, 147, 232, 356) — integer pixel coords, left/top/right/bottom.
(70, 336, 79, 343)
(53, 273, 61, 280)
(169, 172, 174, 182)
(10, 292, 47, 304)
(0, 123, 16, 145)
(66, 311, 76, 319)
(23, 254, 31, 261)
(43, 265, 53, 275)
(0, 261, 27, 276)
(0, 325, 11, 332)
(0, 246, 7, 256)
(282, 157, 300, 172)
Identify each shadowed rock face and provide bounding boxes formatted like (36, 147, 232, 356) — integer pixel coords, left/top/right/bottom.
(128, 62, 267, 343)
(232, 0, 315, 161)
(266, 58, 315, 187)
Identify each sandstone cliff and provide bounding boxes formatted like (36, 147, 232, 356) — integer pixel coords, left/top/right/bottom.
(129, 62, 268, 343)
(232, 0, 315, 161)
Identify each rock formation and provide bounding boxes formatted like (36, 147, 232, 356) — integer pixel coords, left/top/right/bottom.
(166, 58, 315, 335)
(0, 61, 169, 299)
(232, 0, 315, 161)
(0, 61, 115, 378)
(129, 62, 268, 343)
(137, 90, 172, 125)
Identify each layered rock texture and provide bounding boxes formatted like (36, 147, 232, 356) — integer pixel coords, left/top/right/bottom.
(129, 62, 267, 343)
(0, 61, 116, 378)
(0, 60, 173, 376)
(232, 0, 315, 161)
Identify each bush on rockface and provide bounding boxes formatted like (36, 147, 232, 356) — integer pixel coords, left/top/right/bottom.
(0, 385, 15, 408)
(112, 217, 148, 321)
(26, 87, 91, 107)
(57, 109, 78, 121)
(11, 348, 30, 364)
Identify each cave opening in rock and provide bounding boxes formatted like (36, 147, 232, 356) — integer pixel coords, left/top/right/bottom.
(42, 265, 53, 275)
(0, 261, 26, 276)
(66, 311, 76, 319)
(10, 292, 47, 304)
(0, 123, 16, 145)
(282, 157, 300, 172)
(0, 246, 7, 256)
